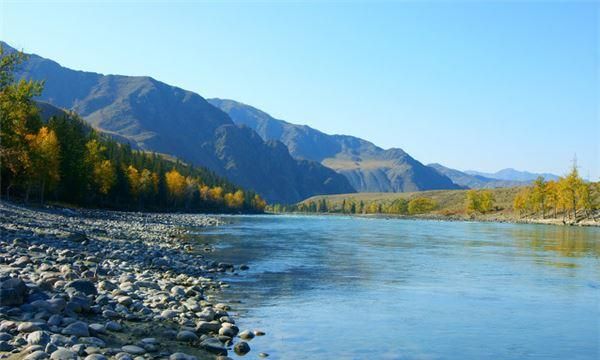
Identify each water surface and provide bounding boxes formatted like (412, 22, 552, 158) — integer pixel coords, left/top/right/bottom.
(192, 215, 599, 360)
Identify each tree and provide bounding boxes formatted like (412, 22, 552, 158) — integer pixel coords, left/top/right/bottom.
(94, 160, 115, 195)
(545, 181, 560, 218)
(466, 190, 480, 214)
(408, 197, 437, 215)
(165, 169, 186, 202)
(513, 188, 531, 217)
(531, 176, 547, 217)
(25, 127, 60, 203)
(559, 165, 584, 220)
(466, 190, 495, 214)
(0, 45, 44, 198)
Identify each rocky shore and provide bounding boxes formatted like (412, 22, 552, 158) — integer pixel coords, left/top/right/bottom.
(0, 202, 262, 360)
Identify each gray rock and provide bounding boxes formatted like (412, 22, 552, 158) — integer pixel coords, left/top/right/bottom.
(160, 310, 178, 319)
(88, 323, 107, 335)
(0, 332, 13, 341)
(79, 337, 106, 347)
(61, 321, 89, 337)
(200, 337, 227, 356)
(47, 315, 62, 327)
(176, 330, 198, 342)
(105, 321, 122, 331)
(27, 331, 51, 346)
(65, 280, 97, 296)
(121, 345, 146, 355)
(50, 348, 77, 360)
(239, 330, 255, 340)
(0, 340, 14, 351)
(24, 350, 50, 360)
(234, 341, 250, 355)
(196, 321, 221, 334)
(18, 322, 42, 333)
(84, 355, 107, 360)
(169, 353, 198, 360)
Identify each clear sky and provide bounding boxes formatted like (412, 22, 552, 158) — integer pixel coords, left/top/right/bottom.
(1, 1, 598, 179)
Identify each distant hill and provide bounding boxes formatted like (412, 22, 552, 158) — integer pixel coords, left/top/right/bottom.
(428, 163, 527, 189)
(209, 98, 461, 193)
(465, 168, 560, 182)
(5, 41, 354, 203)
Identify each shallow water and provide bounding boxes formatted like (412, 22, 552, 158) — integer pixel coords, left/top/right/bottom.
(191, 215, 600, 360)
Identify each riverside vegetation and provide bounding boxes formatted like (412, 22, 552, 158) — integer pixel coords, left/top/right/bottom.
(0, 46, 266, 213)
(272, 166, 599, 226)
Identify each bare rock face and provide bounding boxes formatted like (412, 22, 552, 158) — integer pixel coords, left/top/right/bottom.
(0, 277, 28, 306)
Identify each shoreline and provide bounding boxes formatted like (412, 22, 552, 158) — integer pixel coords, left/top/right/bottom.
(0, 201, 260, 360)
(270, 211, 600, 227)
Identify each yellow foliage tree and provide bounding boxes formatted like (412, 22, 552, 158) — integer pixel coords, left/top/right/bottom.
(25, 126, 60, 203)
(408, 197, 437, 215)
(94, 160, 115, 195)
(126, 165, 141, 197)
(208, 186, 224, 203)
(165, 169, 186, 200)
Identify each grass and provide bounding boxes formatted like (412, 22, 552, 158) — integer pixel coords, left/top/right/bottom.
(300, 187, 524, 217)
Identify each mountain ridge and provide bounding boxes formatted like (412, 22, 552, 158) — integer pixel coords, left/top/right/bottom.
(5, 41, 355, 203)
(208, 98, 461, 193)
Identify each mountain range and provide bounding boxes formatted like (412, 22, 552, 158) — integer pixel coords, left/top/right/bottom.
(208, 99, 461, 193)
(4, 41, 558, 202)
(6, 42, 354, 203)
(464, 168, 560, 182)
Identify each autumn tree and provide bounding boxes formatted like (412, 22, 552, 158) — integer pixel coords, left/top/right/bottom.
(408, 197, 437, 215)
(25, 126, 60, 203)
(165, 169, 186, 202)
(85, 139, 115, 196)
(0, 45, 43, 198)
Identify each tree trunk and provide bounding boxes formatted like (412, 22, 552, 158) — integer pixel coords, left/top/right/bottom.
(40, 179, 45, 205)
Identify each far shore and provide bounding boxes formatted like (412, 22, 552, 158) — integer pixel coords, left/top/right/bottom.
(270, 211, 600, 227)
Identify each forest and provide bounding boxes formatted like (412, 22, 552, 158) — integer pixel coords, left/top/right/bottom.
(0, 47, 266, 213)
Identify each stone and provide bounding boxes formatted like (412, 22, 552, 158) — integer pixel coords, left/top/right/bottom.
(24, 350, 50, 360)
(117, 296, 133, 306)
(234, 341, 251, 355)
(160, 310, 178, 319)
(65, 280, 97, 296)
(79, 337, 106, 347)
(200, 337, 227, 356)
(0, 332, 12, 341)
(50, 348, 77, 360)
(258, 353, 269, 358)
(98, 281, 118, 292)
(62, 321, 89, 337)
(88, 323, 107, 335)
(169, 353, 197, 360)
(0, 277, 28, 306)
(196, 321, 221, 334)
(121, 345, 146, 355)
(84, 355, 108, 360)
(239, 330, 255, 340)
(176, 330, 198, 342)
(105, 321, 122, 331)
(27, 331, 51, 346)
(18, 322, 42, 333)
(0, 341, 14, 351)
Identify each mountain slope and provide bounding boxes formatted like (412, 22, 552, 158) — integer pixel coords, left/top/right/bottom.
(464, 168, 560, 182)
(5, 42, 354, 203)
(428, 163, 526, 189)
(209, 98, 461, 193)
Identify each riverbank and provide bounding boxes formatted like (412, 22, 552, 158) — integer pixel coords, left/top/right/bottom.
(0, 201, 261, 360)
(274, 210, 600, 227)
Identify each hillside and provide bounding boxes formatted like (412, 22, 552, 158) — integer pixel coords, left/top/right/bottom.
(209, 98, 461, 193)
(4, 42, 354, 203)
(299, 188, 522, 217)
(428, 163, 526, 189)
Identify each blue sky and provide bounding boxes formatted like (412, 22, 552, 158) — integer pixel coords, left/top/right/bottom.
(1, 1, 598, 179)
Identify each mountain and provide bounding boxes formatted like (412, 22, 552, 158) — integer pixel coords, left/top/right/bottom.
(208, 98, 461, 193)
(428, 163, 526, 189)
(464, 168, 560, 182)
(5, 41, 354, 203)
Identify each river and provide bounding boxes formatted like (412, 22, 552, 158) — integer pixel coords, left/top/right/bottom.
(191, 215, 600, 359)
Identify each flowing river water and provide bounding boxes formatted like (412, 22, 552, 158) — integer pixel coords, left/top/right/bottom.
(190, 215, 599, 360)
